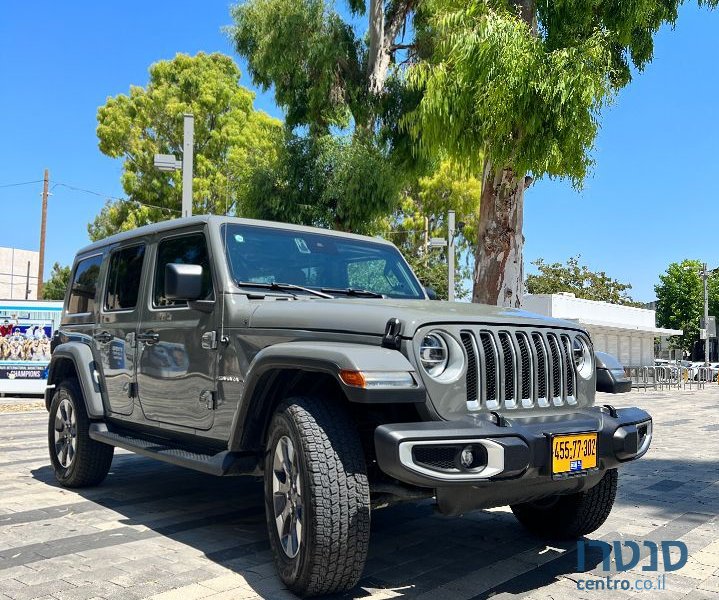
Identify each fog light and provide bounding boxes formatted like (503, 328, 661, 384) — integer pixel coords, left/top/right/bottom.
(460, 446, 474, 468)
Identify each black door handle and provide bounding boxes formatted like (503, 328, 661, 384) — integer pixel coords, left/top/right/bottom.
(137, 331, 160, 345)
(93, 331, 113, 343)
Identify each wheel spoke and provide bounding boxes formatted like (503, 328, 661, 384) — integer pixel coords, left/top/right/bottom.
(273, 491, 288, 517)
(60, 441, 69, 467)
(54, 412, 64, 433)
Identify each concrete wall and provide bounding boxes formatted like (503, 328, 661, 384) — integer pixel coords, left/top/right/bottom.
(0, 247, 39, 300)
(587, 328, 655, 366)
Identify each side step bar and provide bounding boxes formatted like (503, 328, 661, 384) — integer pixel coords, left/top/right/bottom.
(89, 423, 256, 476)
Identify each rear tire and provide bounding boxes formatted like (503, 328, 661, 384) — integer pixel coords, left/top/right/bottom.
(264, 396, 370, 597)
(48, 379, 114, 488)
(511, 469, 618, 539)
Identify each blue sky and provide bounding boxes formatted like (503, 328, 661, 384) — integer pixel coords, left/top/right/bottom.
(0, 1, 717, 302)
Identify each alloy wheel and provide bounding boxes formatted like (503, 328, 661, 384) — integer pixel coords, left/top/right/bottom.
(53, 397, 77, 468)
(272, 435, 303, 558)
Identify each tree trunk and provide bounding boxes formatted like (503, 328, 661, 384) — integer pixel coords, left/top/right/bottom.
(472, 162, 528, 308)
(367, 0, 413, 96)
(472, 0, 536, 308)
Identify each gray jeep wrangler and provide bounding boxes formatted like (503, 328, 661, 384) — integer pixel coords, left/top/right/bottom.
(46, 216, 652, 597)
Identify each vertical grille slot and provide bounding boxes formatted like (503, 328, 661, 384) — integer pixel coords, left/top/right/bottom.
(460, 332, 479, 409)
(480, 332, 499, 409)
(531, 333, 548, 404)
(561, 335, 576, 403)
(516, 333, 532, 404)
(547, 334, 564, 404)
(498, 332, 516, 407)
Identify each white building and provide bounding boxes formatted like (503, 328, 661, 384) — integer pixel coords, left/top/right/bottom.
(0, 247, 39, 300)
(522, 293, 682, 366)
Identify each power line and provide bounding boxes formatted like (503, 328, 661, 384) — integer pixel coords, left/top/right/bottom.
(0, 180, 43, 189)
(51, 182, 181, 214)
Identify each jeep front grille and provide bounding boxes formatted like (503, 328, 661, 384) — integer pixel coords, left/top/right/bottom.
(459, 329, 578, 410)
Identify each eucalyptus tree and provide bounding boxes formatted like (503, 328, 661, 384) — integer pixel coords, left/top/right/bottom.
(406, 0, 717, 306)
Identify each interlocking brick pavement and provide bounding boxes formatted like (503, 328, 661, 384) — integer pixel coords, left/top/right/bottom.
(0, 388, 718, 599)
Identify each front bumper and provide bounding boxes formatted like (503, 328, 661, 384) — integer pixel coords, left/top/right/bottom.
(374, 405, 651, 489)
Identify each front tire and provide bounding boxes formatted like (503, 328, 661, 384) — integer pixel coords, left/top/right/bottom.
(264, 397, 370, 597)
(48, 379, 114, 488)
(511, 469, 618, 539)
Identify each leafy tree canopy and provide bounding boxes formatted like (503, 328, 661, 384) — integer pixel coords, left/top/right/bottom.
(526, 256, 639, 306)
(42, 263, 71, 301)
(655, 260, 719, 351)
(405, 0, 710, 183)
(91, 52, 281, 241)
(244, 133, 402, 234)
(376, 159, 480, 299)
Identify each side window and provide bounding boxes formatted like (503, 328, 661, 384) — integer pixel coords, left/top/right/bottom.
(153, 233, 213, 308)
(67, 254, 103, 314)
(105, 245, 145, 311)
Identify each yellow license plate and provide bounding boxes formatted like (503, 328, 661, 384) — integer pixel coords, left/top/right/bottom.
(552, 433, 597, 474)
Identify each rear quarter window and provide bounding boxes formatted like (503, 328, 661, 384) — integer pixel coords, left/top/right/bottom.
(67, 254, 103, 315)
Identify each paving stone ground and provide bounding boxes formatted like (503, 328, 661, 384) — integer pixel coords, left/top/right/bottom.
(0, 388, 718, 600)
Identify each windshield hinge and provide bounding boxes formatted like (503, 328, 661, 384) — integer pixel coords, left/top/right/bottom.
(201, 331, 218, 350)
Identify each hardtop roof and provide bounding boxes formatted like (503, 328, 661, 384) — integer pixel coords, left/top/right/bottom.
(75, 215, 394, 257)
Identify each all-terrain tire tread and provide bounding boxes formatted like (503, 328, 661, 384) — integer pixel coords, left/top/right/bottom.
(270, 397, 370, 596)
(511, 469, 618, 539)
(49, 379, 114, 488)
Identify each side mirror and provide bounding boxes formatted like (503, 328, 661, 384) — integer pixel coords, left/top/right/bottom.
(165, 263, 203, 301)
(424, 287, 438, 300)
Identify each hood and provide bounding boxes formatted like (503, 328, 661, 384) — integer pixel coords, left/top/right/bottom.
(246, 297, 584, 338)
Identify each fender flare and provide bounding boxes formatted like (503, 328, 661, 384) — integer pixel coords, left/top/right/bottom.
(47, 342, 105, 419)
(227, 341, 424, 451)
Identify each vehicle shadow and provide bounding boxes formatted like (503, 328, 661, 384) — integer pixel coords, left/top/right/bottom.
(31, 453, 610, 599)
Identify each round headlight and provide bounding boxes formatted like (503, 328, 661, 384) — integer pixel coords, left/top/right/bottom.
(572, 336, 594, 379)
(420, 332, 449, 377)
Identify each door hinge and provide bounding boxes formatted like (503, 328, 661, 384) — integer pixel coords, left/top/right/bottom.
(128, 382, 138, 398)
(199, 390, 217, 410)
(201, 330, 218, 350)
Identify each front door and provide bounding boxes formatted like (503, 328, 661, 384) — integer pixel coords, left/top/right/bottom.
(94, 243, 146, 416)
(136, 229, 217, 431)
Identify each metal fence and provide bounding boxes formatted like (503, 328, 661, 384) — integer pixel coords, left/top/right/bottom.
(625, 365, 716, 391)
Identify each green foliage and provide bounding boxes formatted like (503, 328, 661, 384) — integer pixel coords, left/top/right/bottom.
(92, 52, 281, 241)
(405, 0, 702, 183)
(374, 159, 480, 299)
(244, 133, 402, 233)
(42, 263, 71, 300)
(229, 0, 365, 131)
(655, 260, 719, 351)
(526, 256, 639, 306)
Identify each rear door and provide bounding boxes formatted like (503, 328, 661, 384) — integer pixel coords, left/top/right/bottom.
(94, 243, 147, 416)
(135, 229, 218, 431)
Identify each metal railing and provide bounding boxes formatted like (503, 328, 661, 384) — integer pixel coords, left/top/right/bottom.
(625, 364, 715, 391)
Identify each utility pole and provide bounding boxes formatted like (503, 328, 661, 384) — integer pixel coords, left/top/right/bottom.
(448, 210, 456, 302)
(37, 169, 49, 299)
(703, 262, 710, 367)
(182, 113, 194, 218)
(25, 261, 31, 300)
(423, 216, 429, 265)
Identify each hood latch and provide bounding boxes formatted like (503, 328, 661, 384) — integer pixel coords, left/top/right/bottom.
(382, 318, 403, 350)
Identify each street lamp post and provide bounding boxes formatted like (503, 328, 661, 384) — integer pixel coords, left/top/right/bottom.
(153, 113, 194, 218)
(701, 262, 710, 367)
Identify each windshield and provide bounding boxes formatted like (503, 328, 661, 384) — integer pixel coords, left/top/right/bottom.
(221, 224, 425, 299)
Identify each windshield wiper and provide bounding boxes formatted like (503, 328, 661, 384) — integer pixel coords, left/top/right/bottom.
(237, 281, 334, 299)
(320, 287, 385, 298)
